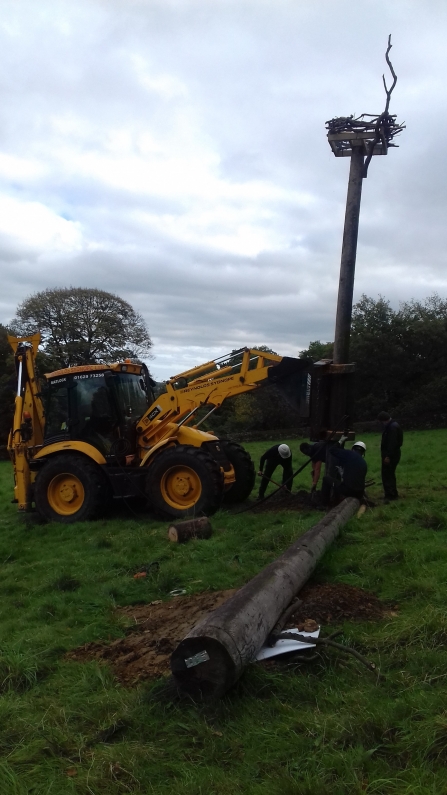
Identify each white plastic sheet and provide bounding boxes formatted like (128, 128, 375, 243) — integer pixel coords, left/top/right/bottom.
(256, 627, 320, 661)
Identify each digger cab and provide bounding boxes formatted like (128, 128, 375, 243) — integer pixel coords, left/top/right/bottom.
(43, 364, 152, 459)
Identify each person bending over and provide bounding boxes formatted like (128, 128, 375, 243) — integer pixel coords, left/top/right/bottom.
(321, 439, 367, 506)
(258, 444, 293, 499)
(300, 440, 327, 492)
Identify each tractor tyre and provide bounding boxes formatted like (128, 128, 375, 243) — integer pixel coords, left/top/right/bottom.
(34, 454, 109, 523)
(145, 445, 224, 520)
(220, 440, 256, 504)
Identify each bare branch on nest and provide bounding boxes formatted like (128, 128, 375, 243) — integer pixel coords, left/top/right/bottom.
(383, 34, 398, 114)
(363, 34, 398, 177)
(325, 36, 404, 167)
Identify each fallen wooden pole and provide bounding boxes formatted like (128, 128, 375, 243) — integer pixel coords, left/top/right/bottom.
(170, 497, 359, 698)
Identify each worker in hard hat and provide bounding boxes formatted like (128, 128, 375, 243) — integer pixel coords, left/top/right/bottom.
(321, 438, 367, 506)
(257, 443, 293, 499)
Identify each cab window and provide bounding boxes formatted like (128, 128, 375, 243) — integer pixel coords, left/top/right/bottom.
(109, 373, 148, 421)
(71, 374, 118, 454)
(44, 380, 69, 440)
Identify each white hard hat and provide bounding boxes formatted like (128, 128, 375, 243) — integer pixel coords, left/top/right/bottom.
(352, 441, 366, 451)
(278, 444, 291, 458)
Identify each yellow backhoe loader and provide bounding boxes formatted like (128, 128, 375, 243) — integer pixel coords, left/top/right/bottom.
(7, 334, 311, 522)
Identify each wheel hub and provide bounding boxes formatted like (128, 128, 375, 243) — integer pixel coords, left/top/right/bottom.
(47, 473, 85, 516)
(160, 465, 202, 509)
(173, 475, 193, 497)
(59, 482, 78, 503)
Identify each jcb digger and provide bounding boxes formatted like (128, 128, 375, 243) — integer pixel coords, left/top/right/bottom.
(8, 334, 311, 522)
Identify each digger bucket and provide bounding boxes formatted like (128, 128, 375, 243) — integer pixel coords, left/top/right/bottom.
(266, 357, 312, 417)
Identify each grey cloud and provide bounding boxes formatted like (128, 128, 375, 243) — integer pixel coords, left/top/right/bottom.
(0, 0, 446, 381)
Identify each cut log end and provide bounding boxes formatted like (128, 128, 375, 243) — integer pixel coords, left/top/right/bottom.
(170, 636, 235, 699)
(168, 517, 213, 543)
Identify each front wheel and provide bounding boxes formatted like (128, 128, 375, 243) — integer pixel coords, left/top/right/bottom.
(145, 445, 224, 519)
(34, 454, 110, 523)
(220, 440, 256, 504)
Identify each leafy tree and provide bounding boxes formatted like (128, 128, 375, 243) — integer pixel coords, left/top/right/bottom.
(299, 294, 447, 422)
(348, 294, 447, 419)
(350, 295, 405, 415)
(11, 287, 152, 369)
(299, 340, 334, 361)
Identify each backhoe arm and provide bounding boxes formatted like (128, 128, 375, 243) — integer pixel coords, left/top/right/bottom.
(137, 348, 310, 444)
(8, 334, 45, 511)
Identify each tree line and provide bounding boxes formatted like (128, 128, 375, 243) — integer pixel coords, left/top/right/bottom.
(1, 288, 447, 445)
(300, 294, 447, 423)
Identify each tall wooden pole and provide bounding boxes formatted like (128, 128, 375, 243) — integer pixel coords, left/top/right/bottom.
(332, 146, 364, 364)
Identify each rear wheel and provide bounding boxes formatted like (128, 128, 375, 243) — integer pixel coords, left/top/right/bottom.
(145, 445, 224, 519)
(220, 440, 256, 503)
(34, 454, 109, 523)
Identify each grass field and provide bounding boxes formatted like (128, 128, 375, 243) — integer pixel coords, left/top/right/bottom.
(1, 430, 447, 794)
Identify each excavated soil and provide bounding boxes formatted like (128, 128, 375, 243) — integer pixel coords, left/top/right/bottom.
(249, 489, 315, 512)
(293, 582, 384, 625)
(248, 490, 375, 513)
(67, 590, 236, 686)
(67, 583, 386, 686)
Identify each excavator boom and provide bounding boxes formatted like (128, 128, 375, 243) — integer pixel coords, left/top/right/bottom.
(8, 333, 45, 511)
(137, 348, 310, 443)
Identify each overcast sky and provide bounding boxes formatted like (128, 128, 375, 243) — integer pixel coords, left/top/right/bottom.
(0, 0, 445, 379)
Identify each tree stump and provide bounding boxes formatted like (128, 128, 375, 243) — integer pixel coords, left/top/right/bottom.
(168, 517, 213, 543)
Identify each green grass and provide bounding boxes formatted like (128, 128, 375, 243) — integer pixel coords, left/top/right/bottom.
(1, 430, 447, 793)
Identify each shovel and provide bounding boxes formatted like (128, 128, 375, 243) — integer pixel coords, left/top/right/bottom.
(257, 472, 290, 492)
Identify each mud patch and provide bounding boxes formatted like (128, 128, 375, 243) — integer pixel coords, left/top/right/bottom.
(67, 583, 385, 686)
(66, 590, 236, 686)
(293, 582, 385, 625)
(245, 490, 374, 513)
(250, 489, 313, 513)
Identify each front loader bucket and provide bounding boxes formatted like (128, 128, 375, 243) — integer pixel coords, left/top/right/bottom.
(267, 357, 312, 417)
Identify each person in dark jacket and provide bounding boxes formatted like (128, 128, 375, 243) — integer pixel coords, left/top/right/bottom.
(377, 411, 403, 501)
(321, 438, 367, 506)
(258, 444, 293, 499)
(300, 441, 327, 492)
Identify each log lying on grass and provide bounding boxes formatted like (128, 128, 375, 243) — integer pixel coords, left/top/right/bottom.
(168, 517, 212, 543)
(170, 498, 359, 698)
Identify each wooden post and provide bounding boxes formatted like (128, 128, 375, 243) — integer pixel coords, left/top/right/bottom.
(170, 498, 359, 698)
(333, 145, 364, 365)
(168, 517, 212, 543)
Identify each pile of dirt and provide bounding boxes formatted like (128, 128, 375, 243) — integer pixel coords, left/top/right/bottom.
(245, 491, 375, 514)
(292, 582, 385, 625)
(250, 489, 313, 512)
(67, 582, 385, 686)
